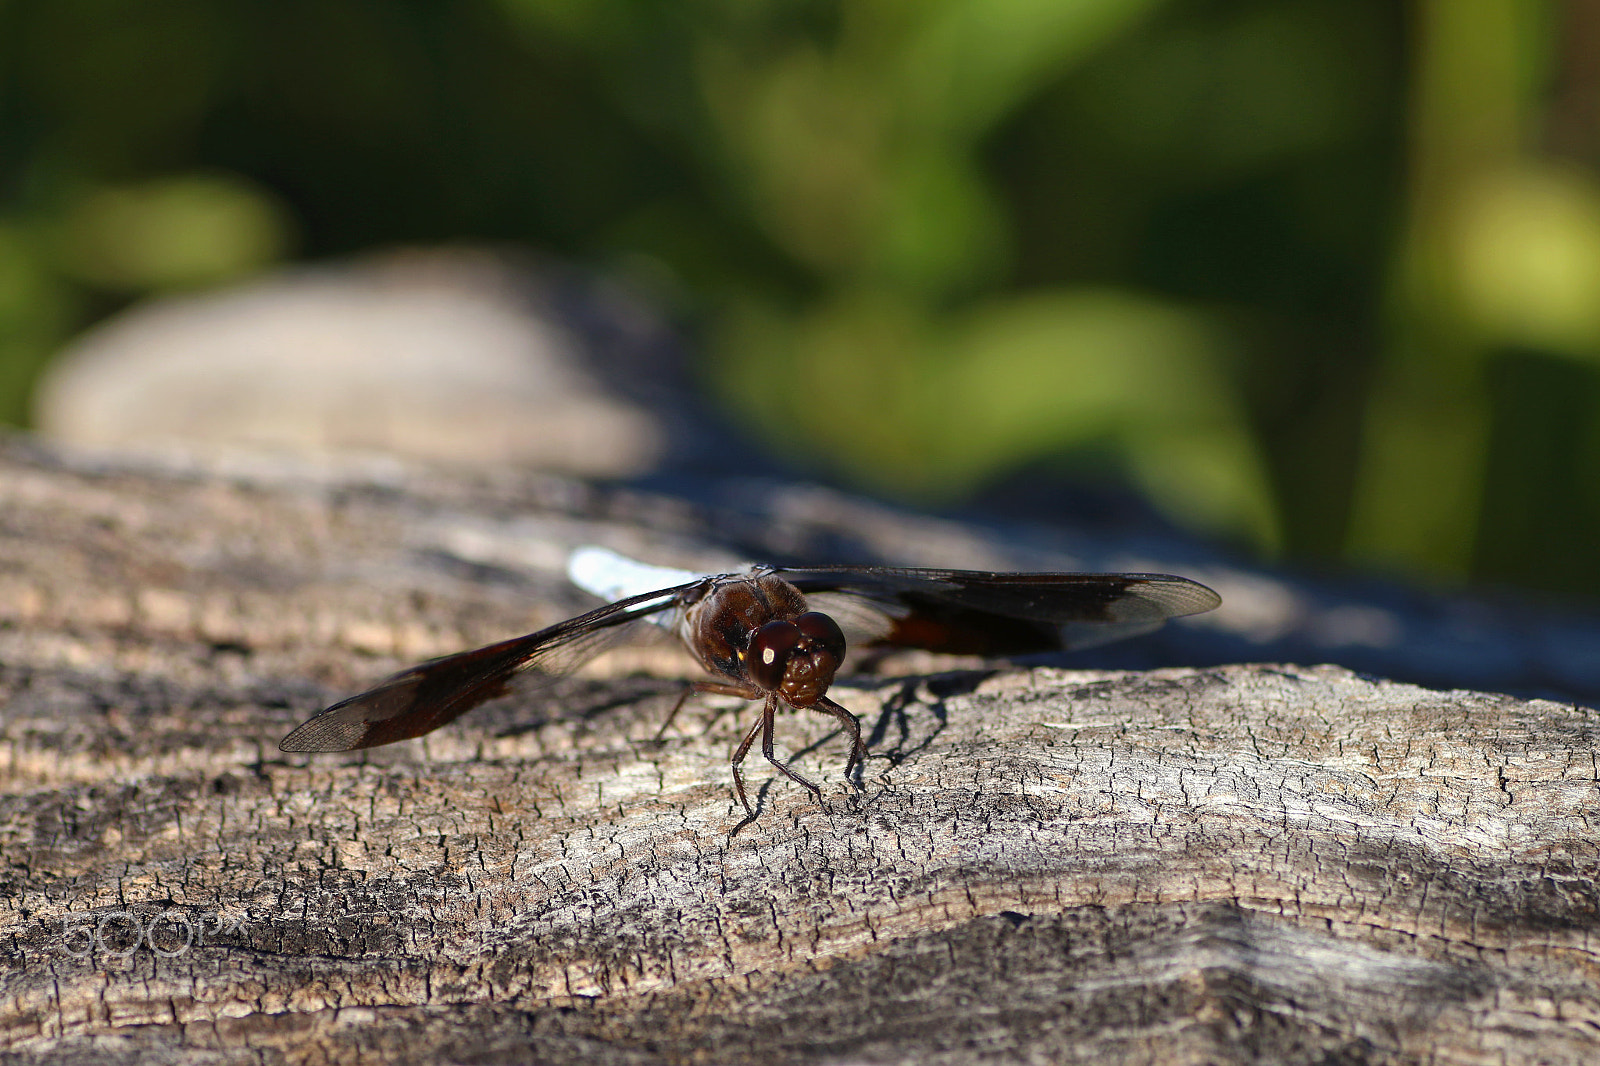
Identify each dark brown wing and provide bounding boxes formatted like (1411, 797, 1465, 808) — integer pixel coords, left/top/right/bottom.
(279, 580, 706, 752)
(779, 566, 1221, 655)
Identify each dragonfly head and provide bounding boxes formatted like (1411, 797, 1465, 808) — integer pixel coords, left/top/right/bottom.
(746, 611, 847, 706)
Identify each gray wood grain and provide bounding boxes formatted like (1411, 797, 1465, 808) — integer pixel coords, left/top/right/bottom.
(2, 438, 1598, 1065)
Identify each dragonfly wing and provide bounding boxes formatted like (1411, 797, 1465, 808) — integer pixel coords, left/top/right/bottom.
(280, 581, 702, 752)
(784, 567, 1220, 655)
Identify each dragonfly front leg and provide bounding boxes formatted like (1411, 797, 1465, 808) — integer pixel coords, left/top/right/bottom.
(811, 695, 866, 783)
(729, 702, 768, 814)
(759, 695, 825, 807)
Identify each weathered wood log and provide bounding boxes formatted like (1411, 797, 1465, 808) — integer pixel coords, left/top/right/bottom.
(2, 437, 1599, 1065)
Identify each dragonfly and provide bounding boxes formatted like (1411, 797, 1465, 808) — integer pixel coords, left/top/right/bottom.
(280, 546, 1222, 813)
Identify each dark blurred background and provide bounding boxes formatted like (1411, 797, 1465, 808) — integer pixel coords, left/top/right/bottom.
(1, 0, 1597, 604)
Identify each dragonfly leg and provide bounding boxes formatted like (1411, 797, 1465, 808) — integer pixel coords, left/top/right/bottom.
(811, 695, 865, 783)
(656, 679, 760, 742)
(760, 696, 825, 806)
(729, 706, 766, 814)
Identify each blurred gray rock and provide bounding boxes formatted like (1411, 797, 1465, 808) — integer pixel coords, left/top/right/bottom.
(33, 247, 741, 477)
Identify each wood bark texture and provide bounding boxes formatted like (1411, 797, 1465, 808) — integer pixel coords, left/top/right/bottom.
(1, 439, 1598, 1066)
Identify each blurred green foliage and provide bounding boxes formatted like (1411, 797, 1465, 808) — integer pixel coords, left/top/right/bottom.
(1, 0, 1597, 600)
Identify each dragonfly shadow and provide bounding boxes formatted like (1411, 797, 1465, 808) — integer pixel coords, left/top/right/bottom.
(859, 669, 997, 770)
(727, 778, 777, 837)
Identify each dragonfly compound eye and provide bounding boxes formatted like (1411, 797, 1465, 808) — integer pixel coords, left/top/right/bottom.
(794, 612, 846, 663)
(747, 619, 802, 692)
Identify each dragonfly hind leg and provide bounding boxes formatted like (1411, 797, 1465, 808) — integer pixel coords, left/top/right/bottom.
(655, 679, 761, 742)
